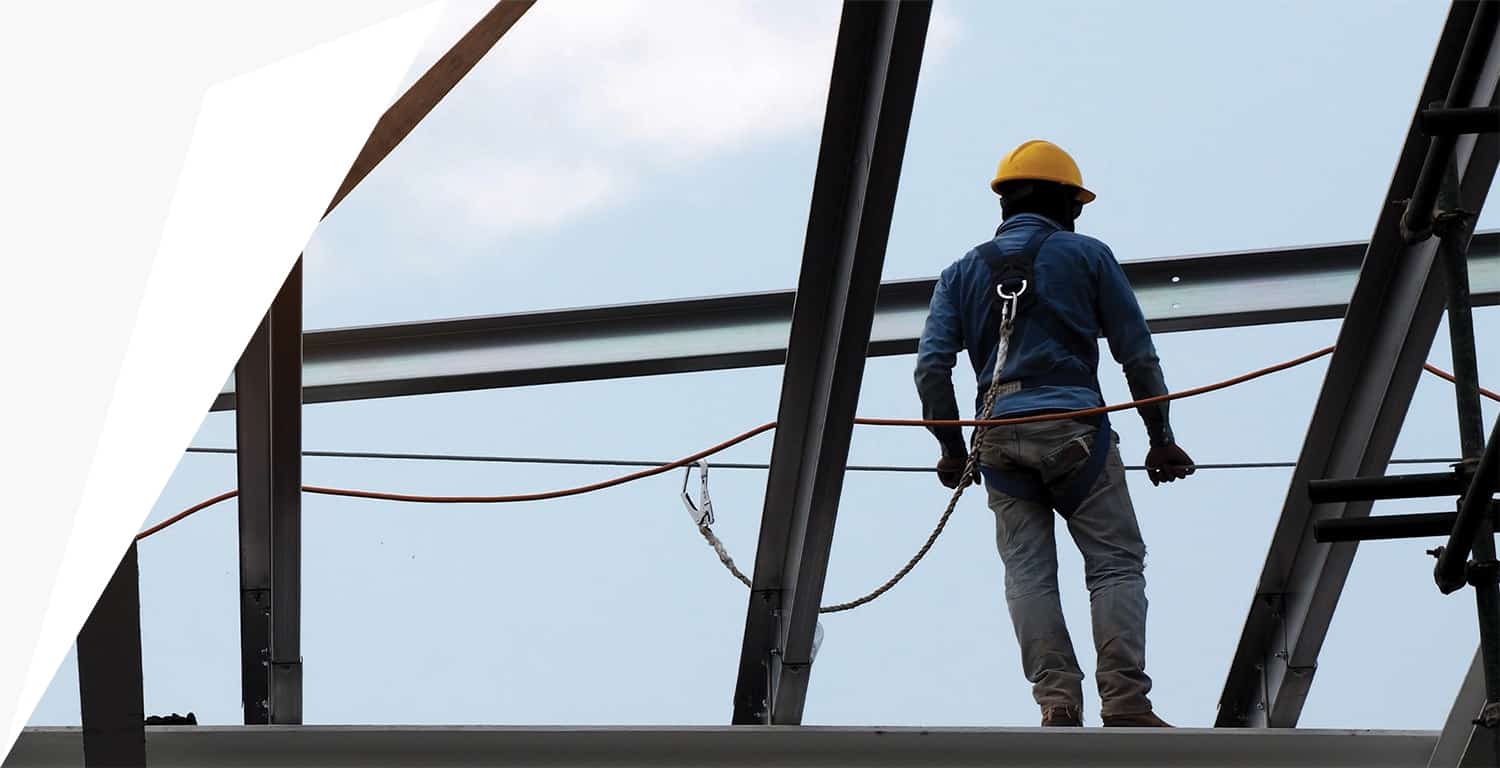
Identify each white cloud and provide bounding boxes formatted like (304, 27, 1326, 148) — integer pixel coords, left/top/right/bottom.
(519, 0, 840, 160)
(430, 159, 621, 240)
(349, 0, 960, 246)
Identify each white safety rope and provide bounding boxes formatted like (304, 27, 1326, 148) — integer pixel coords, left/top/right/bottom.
(691, 290, 1023, 613)
(684, 460, 753, 588)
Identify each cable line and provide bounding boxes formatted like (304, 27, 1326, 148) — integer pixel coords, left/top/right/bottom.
(184, 446, 1464, 473)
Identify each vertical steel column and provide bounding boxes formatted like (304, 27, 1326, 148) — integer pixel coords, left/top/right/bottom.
(1217, 0, 1500, 727)
(730, 0, 930, 725)
(235, 260, 303, 724)
(76, 543, 146, 767)
(235, 306, 273, 725)
(1439, 225, 1488, 460)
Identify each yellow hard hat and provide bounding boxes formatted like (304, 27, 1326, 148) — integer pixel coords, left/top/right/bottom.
(990, 140, 1096, 204)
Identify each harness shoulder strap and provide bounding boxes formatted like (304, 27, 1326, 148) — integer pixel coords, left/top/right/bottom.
(974, 225, 1057, 288)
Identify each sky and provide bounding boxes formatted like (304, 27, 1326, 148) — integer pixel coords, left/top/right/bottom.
(25, 0, 1500, 731)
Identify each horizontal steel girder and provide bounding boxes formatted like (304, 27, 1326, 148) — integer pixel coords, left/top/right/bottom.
(209, 232, 1500, 410)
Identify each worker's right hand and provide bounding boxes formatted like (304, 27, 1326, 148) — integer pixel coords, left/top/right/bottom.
(936, 455, 977, 489)
(1144, 443, 1196, 486)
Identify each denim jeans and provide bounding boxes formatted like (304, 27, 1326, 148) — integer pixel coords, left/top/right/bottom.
(979, 417, 1153, 716)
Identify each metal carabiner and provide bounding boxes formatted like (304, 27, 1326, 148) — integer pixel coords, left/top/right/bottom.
(996, 279, 1026, 328)
(681, 459, 714, 527)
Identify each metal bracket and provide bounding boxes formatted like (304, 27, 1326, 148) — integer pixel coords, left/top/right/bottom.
(1476, 700, 1500, 728)
(1468, 560, 1500, 588)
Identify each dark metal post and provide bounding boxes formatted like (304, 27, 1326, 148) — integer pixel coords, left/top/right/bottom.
(1434, 145, 1489, 461)
(235, 260, 303, 724)
(235, 312, 273, 725)
(731, 0, 930, 725)
(76, 543, 146, 767)
(268, 260, 304, 724)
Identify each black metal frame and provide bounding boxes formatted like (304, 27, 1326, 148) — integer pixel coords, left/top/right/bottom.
(731, 0, 931, 725)
(65, 0, 1500, 747)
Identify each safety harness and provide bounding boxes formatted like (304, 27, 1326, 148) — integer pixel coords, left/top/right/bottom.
(973, 223, 1111, 518)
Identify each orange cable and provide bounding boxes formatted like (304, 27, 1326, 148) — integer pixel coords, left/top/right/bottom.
(1423, 362, 1500, 403)
(136, 347, 1496, 542)
(854, 345, 1336, 428)
(135, 490, 240, 541)
(136, 424, 777, 540)
(301, 421, 778, 505)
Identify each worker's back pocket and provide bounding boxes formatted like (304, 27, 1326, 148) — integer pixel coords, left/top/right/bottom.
(1037, 427, 1097, 486)
(1032, 417, 1092, 477)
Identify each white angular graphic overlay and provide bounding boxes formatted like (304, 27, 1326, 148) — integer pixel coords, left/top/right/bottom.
(0, 2, 445, 754)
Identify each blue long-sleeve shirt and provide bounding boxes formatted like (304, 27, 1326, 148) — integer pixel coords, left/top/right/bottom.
(914, 213, 1169, 457)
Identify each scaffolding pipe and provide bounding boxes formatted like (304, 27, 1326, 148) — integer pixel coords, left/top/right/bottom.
(1314, 511, 1464, 543)
(1436, 420, 1500, 595)
(1306, 470, 1468, 503)
(1403, 0, 1500, 243)
(1421, 105, 1500, 136)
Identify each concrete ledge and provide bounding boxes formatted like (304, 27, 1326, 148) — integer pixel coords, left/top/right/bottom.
(6, 725, 1439, 768)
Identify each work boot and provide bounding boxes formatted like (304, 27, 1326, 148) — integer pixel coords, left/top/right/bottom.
(1101, 710, 1172, 727)
(1040, 704, 1083, 727)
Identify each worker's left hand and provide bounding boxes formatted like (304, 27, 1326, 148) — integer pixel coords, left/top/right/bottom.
(1144, 443, 1196, 486)
(936, 455, 977, 489)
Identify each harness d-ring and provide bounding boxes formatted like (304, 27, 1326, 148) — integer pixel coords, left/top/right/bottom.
(997, 279, 1028, 302)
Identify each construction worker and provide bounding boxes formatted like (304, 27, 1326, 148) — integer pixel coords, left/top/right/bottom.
(914, 140, 1195, 728)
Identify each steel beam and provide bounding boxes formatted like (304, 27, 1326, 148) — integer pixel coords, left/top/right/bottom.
(75, 543, 145, 768)
(234, 261, 303, 724)
(1217, 0, 1500, 728)
(208, 232, 1500, 411)
(325, 1, 534, 215)
(731, 0, 929, 725)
